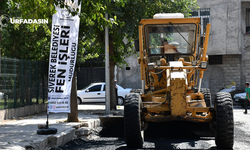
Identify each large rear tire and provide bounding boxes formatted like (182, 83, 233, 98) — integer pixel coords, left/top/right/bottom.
(200, 88, 212, 107)
(124, 93, 144, 148)
(214, 92, 234, 149)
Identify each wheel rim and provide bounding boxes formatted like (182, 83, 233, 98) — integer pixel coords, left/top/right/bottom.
(77, 98, 81, 105)
(118, 97, 123, 105)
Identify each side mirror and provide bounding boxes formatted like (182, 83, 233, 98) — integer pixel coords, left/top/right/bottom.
(134, 39, 139, 52)
(85, 89, 89, 92)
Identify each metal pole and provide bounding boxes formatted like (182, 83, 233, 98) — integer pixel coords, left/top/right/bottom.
(141, 80, 144, 94)
(105, 13, 110, 115)
(13, 59, 17, 108)
(198, 78, 202, 93)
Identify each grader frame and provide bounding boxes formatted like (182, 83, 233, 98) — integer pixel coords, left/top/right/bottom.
(124, 14, 234, 149)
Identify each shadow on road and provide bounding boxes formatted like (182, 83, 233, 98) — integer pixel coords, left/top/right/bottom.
(98, 120, 221, 150)
(53, 120, 231, 150)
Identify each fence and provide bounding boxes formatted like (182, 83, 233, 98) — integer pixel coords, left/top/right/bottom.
(0, 57, 48, 110)
(77, 57, 105, 90)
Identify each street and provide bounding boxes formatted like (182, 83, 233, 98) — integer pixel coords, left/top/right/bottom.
(51, 104, 250, 150)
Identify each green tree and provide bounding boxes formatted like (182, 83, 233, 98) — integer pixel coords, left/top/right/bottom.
(1, 0, 199, 121)
(0, 0, 9, 57)
(78, 0, 199, 110)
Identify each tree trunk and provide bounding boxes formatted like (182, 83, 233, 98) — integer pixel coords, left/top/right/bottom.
(68, 70, 79, 122)
(0, 24, 2, 57)
(0, 9, 2, 72)
(109, 36, 117, 110)
(109, 60, 116, 110)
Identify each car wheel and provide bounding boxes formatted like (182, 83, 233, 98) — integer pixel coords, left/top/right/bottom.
(117, 97, 124, 105)
(77, 97, 82, 105)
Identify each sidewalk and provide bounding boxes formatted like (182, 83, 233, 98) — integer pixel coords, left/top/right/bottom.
(0, 105, 123, 150)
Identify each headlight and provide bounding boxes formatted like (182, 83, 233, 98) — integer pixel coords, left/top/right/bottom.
(192, 61, 197, 66)
(240, 95, 246, 99)
(200, 61, 207, 69)
(148, 63, 155, 70)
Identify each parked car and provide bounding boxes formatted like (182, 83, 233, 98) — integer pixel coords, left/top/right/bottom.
(219, 85, 236, 93)
(0, 92, 3, 99)
(233, 92, 250, 108)
(77, 82, 132, 105)
(219, 82, 245, 105)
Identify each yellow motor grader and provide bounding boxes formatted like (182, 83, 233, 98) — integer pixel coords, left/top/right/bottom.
(124, 13, 234, 149)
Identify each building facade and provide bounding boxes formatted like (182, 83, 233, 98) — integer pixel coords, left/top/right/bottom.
(117, 0, 250, 98)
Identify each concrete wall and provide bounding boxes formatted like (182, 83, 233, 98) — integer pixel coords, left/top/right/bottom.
(241, 1, 250, 86)
(198, 0, 241, 55)
(194, 0, 250, 94)
(203, 55, 242, 99)
(117, 54, 141, 89)
(0, 104, 47, 122)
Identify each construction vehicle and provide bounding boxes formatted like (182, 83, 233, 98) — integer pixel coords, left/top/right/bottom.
(124, 13, 234, 149)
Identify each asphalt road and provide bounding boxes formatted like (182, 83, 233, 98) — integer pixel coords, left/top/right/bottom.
(52, 105, 250, 150)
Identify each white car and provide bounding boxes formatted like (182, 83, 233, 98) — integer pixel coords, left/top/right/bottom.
(220, 86, 236, 93)
(77, 82, 132, 105)
(0, 92, 3, 99)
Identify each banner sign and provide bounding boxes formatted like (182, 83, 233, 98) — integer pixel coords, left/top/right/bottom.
(48, 1, 80, 113)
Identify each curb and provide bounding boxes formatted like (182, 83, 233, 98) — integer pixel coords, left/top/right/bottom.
(24, 119, 100, 150)
(50, 128, 76, 148)
(28, 136, 51, 150)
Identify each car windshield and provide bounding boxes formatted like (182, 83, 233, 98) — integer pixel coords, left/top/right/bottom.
(145, 24, 197, 55)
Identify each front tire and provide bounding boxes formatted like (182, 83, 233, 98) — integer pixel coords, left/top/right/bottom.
(124, 93, 144, 148)
(214, 92, 234, 149)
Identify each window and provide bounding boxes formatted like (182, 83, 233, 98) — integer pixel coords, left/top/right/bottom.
(103, 84, 119, 91)
(246, 8, 250, 34)
(145, 24, 197, 55)
(208, 55, 222, 65)
(190, 8, 210, 35)
(88, 85, 102, 92)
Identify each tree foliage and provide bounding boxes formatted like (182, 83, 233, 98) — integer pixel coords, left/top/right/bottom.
(78, 0, 199, 66)
(0, 0, 199, 111)
(1, 0, 199, 62)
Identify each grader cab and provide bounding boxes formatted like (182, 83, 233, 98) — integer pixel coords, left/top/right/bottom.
(124, 13, 234, 149)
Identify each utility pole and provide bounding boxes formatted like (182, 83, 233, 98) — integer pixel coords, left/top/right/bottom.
(105, 13, 110, 115)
